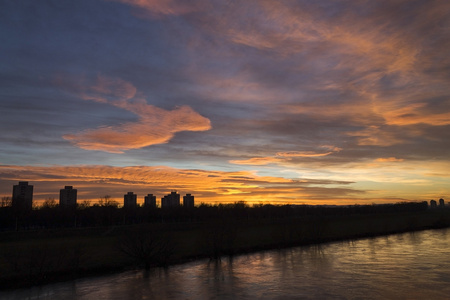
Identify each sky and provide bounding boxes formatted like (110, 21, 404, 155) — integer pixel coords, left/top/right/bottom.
(0, 0, 449, 206)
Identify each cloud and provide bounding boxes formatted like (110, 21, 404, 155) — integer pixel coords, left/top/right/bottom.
(230, 146, 342, 166)
(63, 76, 211, 153)
(278, 151, 333, 158)
(380, 102, 450, 126)
(346, 126, 404, 147)
(83, 76, 137, 103)
(375, 157, 404, 162)
(179, 0, 450, 150)
(218, 1, 420, 77)
(229, 157, 284, 166)
(109, 0, 201, 17)
(0, 164, 364, 205)
(277, 146, 342, 158)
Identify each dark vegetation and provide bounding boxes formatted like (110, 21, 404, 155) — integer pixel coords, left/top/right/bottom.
(1, 201, 449, 290)
(0, 201, 431, 230)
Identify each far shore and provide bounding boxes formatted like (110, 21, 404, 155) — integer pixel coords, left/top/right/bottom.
(1, 203, 449, 290)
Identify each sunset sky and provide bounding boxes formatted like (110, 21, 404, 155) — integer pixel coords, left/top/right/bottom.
(1, 0, 449, 206)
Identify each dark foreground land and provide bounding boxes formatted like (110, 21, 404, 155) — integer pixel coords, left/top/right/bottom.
(1, 202, 449, 290)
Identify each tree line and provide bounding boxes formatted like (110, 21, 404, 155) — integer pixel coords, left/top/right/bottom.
(0, 199, 429, 231)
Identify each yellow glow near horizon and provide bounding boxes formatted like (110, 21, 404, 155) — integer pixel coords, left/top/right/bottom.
(1, 163, 446, 207)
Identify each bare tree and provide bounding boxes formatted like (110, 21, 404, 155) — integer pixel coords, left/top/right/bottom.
(99, 195, 119, 207)
(119, 226, 174, 269)
(0, 196, 11, 207)
(78, 199, 91, 209)
(42, 197, 58, 209)
(205, 220, 238, 259)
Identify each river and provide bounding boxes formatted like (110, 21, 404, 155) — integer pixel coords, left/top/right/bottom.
(2, 228, 450, 299)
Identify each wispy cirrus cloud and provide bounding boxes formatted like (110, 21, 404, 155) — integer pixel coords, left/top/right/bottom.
(181, 0, 450, 150)
(380, 102, 450, 127)
(229, 157, 284, 166)
(230, 146, 342, 166)
(277, 146, 342, 158)
(63, 76, 211, 153)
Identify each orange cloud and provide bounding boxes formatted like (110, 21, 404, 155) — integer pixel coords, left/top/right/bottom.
(229, 157, 284, 166)
(378, 103, 450, 126)
(231, 146, 342, 166)
(191, 1, 445, 147)
(346, 126, 404, 146)
(277, 151, 333, 158)
(224, 1, 419, 77)
(63, 76, 211, 153)
(0, 164, 360, 205)
(375, 157, 404, 162)
(277, 146, 342, 158)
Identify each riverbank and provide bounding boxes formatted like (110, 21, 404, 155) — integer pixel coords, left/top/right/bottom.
(1, 208, 450, 290)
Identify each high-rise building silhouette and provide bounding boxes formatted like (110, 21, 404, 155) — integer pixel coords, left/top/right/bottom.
(183, 194, 195, 208)
(60, 186, 77, 207)
(12, 181, 33, 210)
(124, 192, 137, 208)
(144, 194, 157, 208)
(161, 191, 180, 208)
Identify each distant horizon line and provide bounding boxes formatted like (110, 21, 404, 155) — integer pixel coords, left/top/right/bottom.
(2, 181, 444, 207)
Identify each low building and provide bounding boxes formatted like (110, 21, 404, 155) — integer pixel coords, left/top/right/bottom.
(60, 186, 77, 207)
(12, 181, 33, 210)
(183, 194, 195, 208)
(124, 192, 137, 208)
(144, 194, 157, 208)
(161, 191, 180, 208)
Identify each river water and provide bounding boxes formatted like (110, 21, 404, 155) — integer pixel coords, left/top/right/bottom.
(2, 228, 450, 299)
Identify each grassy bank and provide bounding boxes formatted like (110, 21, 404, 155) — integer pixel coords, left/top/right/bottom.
(1, 208, 449, 290)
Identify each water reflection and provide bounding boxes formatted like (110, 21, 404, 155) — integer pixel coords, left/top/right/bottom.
(2, 228, 450, 299)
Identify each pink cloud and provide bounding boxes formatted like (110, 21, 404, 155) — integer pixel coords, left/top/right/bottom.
(63, 76, 211, 153)
(109, 0, 200, 17)
(230, 146, 342, 165)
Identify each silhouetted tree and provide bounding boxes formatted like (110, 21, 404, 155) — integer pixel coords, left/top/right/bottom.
(0, 196, 12, 207)
(98, 195, 119, 207)
(41, 198, 58, 209)
(118, 226, 174, 269)
(205, 219, 238, 259)
(78, 199, 91, 209)
(1, 196, 12, 207)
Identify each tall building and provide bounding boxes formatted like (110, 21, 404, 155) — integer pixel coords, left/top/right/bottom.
(183, 194, 195, 208)
(124, 192, 137, 208)
(12, 181, 33, 210)
(60, 186, 77, 207)
(144, 194, 157, 208)
(161, 191, 180, 208)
